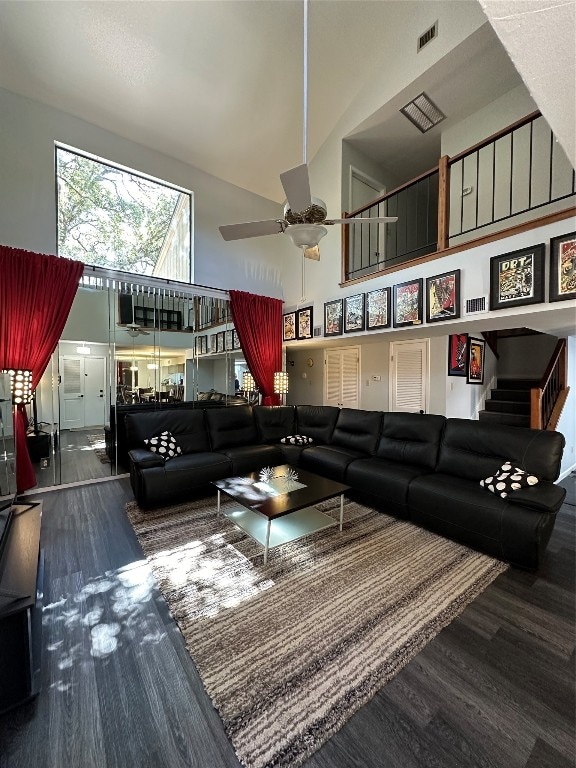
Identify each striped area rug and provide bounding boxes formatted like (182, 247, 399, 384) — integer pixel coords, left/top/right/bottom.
(126, 495, 507, 768)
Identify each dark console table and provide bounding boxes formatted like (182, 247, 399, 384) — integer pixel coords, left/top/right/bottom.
(0, 501, 43, 714)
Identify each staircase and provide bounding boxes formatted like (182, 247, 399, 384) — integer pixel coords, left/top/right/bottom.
(479, 378, 538, 428)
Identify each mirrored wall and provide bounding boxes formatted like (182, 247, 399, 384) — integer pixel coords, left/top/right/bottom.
(29, 275, 250, 489)
(0, 372, 16, 502)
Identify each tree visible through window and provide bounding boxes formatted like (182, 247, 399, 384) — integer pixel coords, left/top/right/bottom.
(56, 147, 192, 281)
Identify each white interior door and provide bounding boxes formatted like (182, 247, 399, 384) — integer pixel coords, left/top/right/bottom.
(325, 346, 360, 409)
(60, 357, 84, 429)
(389, 339, 429, 413)
(83, 356, 106, 427)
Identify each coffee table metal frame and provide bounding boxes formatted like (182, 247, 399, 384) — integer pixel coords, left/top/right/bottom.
(212, 465, 349, 564)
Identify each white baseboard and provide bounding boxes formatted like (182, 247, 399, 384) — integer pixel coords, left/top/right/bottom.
(558, 464, 576, 482)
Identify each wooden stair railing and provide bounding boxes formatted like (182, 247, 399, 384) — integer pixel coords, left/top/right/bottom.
(530, 339, 569, 430)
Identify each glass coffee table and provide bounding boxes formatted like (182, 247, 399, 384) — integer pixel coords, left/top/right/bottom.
(212, 464, 350, 564)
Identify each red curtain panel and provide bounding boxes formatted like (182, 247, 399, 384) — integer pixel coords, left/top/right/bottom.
(0, 246, 84, 492)
(229, 290, 283, 405)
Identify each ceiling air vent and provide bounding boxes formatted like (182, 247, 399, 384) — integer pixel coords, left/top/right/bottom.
(465, 296, 488, 315)
(418, 22, 438, 52)
(400, 93, 445, 133)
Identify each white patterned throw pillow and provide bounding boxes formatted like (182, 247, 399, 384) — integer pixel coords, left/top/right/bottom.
(144, 430, 182, 460)
(480, 462, 539, 498)
(280, 435, 314, 446)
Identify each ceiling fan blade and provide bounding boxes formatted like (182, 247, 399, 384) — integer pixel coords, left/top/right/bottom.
(304, 244, 321, 260)
(325, 216, 399, 225)
(280, 164, 312, 213)
(219, 220, 283, 241)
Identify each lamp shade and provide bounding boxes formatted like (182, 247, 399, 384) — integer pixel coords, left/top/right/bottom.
(273, 371, 289, 395)
(2, 369, 33, 405)
(242, 372, 256, 392)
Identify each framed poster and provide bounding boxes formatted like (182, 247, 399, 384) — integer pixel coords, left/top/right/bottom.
(344, 294, 365, 333)
(283, 311, 297, 341)
(448, 333, 468, 376)
(366, 287, 391, 330)
(549, 231, 576, 302)
(426, 269, 461, 323)
(467, 337, 485, 385)
(233, 329, 241, 349)
(324, 299, 343, 336)
(209, 333, 217, 353)
(225, 329, 234, 351)
(216, 331, 225, 353)
(194, 336, 202, 356)
(393, 278, 423, 327)
(200, 335, 207, 355)
(297, 306, 313, 339)
(489, 244, 544, 310)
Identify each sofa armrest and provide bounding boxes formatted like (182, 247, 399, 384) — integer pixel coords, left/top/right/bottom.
(128, 448, 166, 469)
(506, 482, 566, 514)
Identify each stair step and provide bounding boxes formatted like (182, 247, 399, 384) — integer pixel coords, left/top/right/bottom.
(478, 410, 531, 428)
(490, 388, 532, 402)
(497, 378, 539, 391)
(485, 399, 530, 415)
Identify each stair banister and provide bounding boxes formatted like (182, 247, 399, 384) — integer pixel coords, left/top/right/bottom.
(530, 339, 568, 430)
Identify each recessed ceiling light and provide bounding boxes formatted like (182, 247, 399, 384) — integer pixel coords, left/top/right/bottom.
(400, 93, 446, 133)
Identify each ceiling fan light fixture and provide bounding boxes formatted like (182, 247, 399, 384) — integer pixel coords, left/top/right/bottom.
(285, 223, 327, 251)
(400, 92, 445, 133)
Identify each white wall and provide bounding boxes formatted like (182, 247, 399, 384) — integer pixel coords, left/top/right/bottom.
(0, 86, 289, 298)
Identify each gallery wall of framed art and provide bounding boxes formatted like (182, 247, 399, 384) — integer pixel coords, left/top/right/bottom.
(281, 229, 573, 344)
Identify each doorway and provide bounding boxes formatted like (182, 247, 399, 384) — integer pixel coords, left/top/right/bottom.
(60, 355, 106, 430)
(389, 339, 430, 412)
(324, 346, 360, 409)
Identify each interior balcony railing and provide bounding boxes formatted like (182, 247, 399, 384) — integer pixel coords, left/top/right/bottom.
(343, 111, 576, 283)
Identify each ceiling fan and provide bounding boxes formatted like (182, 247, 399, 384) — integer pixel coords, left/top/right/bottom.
(219, 1, 397, 260)
(123, 323, 150, 338)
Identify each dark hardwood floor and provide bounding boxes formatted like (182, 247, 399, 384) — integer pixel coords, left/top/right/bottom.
(0, 473, 574, 768)
(33, 428, 117, 489)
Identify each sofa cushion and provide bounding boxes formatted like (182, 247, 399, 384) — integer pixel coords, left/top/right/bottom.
(331, 409, 382, 454)
(217, 444, 284, 475)
(346, 457, 432, 518)
(144, 430, 182, 460)
(300, 445, 366, 482)
(480, 462, 540, 498)
(205, 406, 257, 450)
(437, 419, 565, 483)
(253, 406, 296, 444)
(376, 412, 446, 469)
(125, 409, 210, 454)
(295, 405, 340, 444)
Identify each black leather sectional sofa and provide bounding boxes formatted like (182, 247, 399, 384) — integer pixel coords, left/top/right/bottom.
(125, 404, 566, 570)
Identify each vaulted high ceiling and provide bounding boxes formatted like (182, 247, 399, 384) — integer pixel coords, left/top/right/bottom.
(0, 1, 573, 203)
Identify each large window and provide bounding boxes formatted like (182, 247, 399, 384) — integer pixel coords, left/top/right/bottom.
(56, 146, 192, 281)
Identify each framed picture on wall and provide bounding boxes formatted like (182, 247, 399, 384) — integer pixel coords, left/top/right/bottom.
(200, 335, 208, 354)
(216, 331, 225, 353)
(233, 329, 241, 349)
(489, 244, 545, 310)
(283, 311, 297, 341)
(297, 306, 313, 339)
(194, 336, 202, 356)
(366, 287, 391, 330)
(448, 333, 468, 376)
(225, 329, 234, 351)
(549, 231, 576, 302)
(324, 299, 343, 336)
(393, 278, 423, 327)
(466, 337, 486, 384)
(426, 269, 461, 323)
(210, 333, 217, 353)
(344, 294, 365, 333)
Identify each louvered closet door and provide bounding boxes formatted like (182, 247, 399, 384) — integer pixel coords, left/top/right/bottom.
(324, 347, 360, 409)
(389, 339, 429, 412)
(60, 356, 84, 429)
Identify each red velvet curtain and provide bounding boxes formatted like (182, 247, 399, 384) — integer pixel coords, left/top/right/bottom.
(229, 290, 283, 406)
(0, 246, 84, 492)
